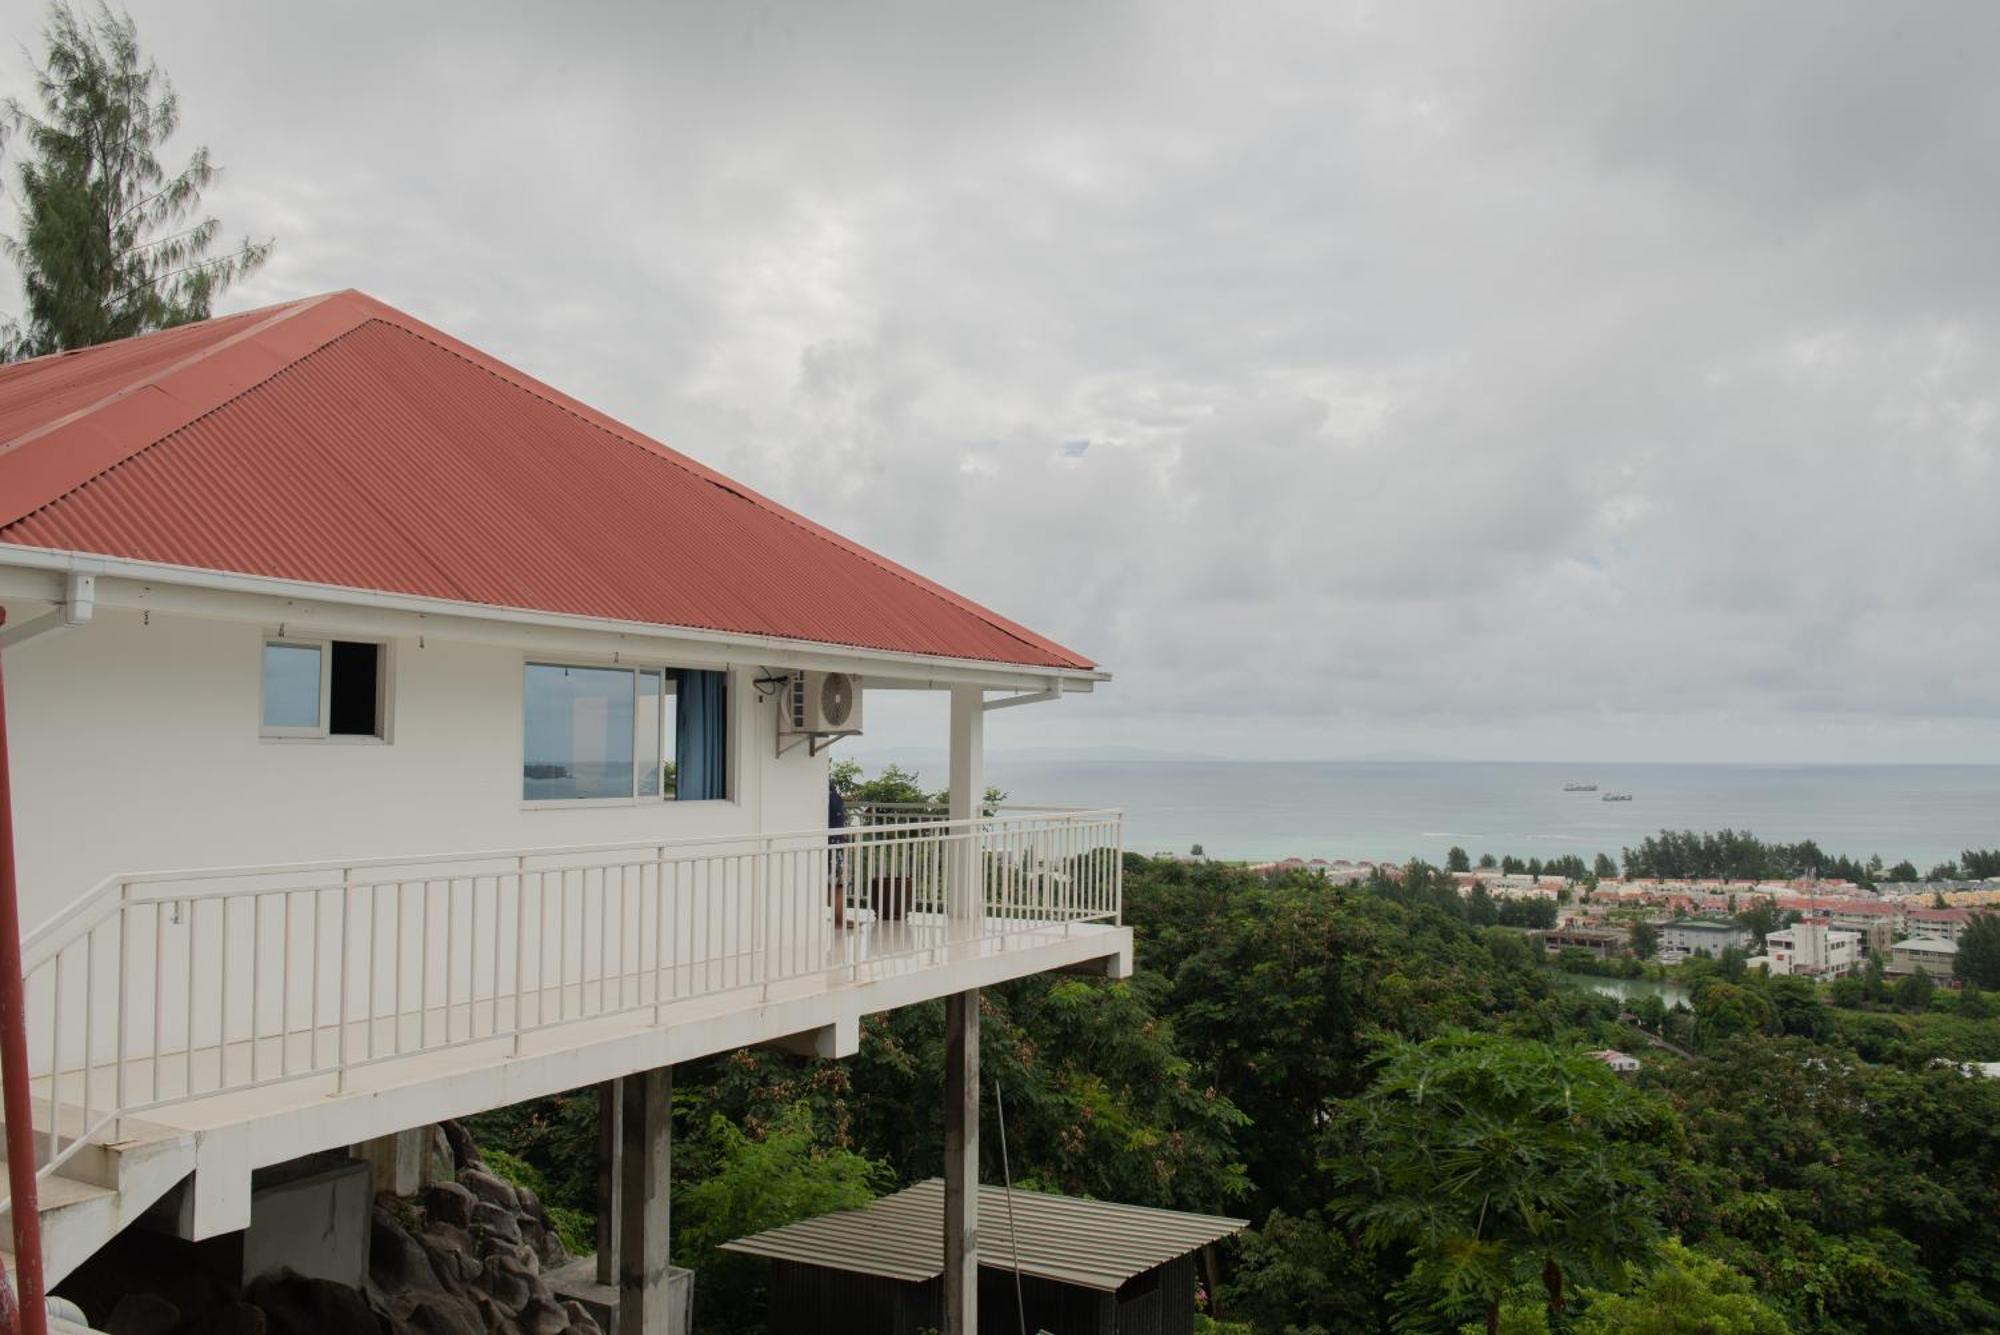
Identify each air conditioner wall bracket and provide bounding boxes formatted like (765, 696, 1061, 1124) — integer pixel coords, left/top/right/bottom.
(777, 729, 862, 759)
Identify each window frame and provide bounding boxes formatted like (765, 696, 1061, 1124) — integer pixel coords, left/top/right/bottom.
(259, 634, 391, 743)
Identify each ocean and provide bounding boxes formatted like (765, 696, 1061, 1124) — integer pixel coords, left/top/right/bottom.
(971, 760, 2000, 870)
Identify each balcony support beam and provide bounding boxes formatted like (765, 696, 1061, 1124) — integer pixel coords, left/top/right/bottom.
(943, 988, 979, 1335)
(594, 1078, 622, 1287)
(618, 1066, 675, 1335)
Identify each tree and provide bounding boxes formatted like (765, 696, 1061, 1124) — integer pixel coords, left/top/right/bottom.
(1716, 945, 1749, 983)
(674, 1104, 887, 1333)
(2, 2, 270, 359)
(1886, 859, 1920, 882)
(1190, 842, 1205, 857)
(1572, 1239, 1791, 1334)
(1220, 1209, 1390, 1335)
(1466, 883, 1499, 927)
(1478, 853, 1499, 870)
(1863, 952, 1890, 1004)
(1928, 862, 1962, 882)
(1594, 852, 1619, 880)
(1763, 974, 1828, 1040)
(1630, 921, 1661, 961)
(1956, 914, 2000, 991)
(1736, 898, 1780, 951)
(1333, 1032, 1674, 1334)
(1893, 967, 1935, 1012)
(1448, 846, 1472, 873)
(1693, 983, 1775, 1048)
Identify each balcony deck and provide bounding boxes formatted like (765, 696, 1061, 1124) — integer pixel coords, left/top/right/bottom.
(5, 809, 1128, 1254)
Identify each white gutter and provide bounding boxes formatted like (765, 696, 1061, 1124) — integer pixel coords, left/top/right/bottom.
(0, 571, 94, 649)
(0, 545, 1108, 692)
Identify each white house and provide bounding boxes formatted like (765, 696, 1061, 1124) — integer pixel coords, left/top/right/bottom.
(1657, 919, 1751, 964)
(0, 291, 1130, 1334)
(1763, 923, 1861, 978)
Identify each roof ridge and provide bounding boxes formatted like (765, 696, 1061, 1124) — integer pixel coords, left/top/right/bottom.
(0, 293, 332, 459)
(0, 290, 321, 382)
(349, 302, 1093, 670)
(0, 292, 375, 530)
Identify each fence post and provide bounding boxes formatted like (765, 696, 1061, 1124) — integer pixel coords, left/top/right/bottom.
(115, 883, 129, 1138)
(334, 867, 352, 1095)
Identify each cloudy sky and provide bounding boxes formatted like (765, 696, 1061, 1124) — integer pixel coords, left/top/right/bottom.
(4, 1, 1997, 763)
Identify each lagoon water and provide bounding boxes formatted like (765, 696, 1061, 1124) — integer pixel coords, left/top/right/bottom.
(977, 760, 2000, 871)
(1559, 973, 1694, 1010)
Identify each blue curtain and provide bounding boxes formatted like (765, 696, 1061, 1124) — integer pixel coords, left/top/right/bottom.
(676, 669, 728, 800)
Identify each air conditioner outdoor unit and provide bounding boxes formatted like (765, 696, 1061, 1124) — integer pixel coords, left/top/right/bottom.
(782, 670, 863, 736)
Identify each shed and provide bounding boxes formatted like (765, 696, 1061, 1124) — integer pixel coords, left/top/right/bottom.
(720, 1179, 1248, 1335)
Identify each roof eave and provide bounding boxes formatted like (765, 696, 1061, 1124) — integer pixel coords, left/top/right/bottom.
(0, 542, 1111, 689)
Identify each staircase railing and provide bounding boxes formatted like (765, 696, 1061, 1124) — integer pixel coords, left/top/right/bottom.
(5, 807, 1122, 1207)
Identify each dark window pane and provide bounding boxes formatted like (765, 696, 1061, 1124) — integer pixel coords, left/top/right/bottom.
(329, 641, 381, 736)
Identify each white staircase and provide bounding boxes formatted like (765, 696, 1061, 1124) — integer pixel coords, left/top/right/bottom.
(2, 1116, 197, 1290)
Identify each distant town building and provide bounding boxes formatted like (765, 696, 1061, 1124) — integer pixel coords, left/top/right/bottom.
(1763, 922, 1861, 978)
(1904, 907, 1974, 944)
(1889, 937, 1959, 980)
(1537, 927, 1631, 961)
(1587, 1049, 1641, 1074)
(1658, 919, 1752, 964)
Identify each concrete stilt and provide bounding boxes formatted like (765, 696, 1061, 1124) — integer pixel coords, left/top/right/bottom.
(619, 1067, 674, 1335)
(351, 1127, 427, 1196)
(943, 988, 979, 1335)
(595, 1078, 623, 1287)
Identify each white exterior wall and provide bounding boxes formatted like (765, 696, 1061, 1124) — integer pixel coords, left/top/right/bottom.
(5, 606, 830, 934)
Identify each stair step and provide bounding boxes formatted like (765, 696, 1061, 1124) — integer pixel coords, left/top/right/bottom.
(32, 1176, 117, 1212)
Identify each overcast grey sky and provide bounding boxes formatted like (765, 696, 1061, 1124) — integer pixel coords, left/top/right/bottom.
(5, 1, 1997, 762)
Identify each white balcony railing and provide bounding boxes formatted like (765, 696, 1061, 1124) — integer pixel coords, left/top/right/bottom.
(9, 807, 1122, 1201)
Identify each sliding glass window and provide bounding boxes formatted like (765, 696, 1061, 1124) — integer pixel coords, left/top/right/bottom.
(524, 663, 700, 801)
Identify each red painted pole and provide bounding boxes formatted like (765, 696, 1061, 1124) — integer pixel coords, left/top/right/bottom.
(0, 609, 48, 1335)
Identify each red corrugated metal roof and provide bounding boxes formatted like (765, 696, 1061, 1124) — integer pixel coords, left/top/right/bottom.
(0, 291, 1093, 671)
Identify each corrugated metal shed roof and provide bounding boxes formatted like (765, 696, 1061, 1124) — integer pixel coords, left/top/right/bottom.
(0, 291, 1093, 672)
(719, 1179, 1247, 1293)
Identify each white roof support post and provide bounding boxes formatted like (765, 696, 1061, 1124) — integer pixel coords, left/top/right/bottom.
(949, 686, 985, 926)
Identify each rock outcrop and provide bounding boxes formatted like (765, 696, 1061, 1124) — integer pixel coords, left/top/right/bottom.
(368, 1121, 596, 1335)
(55, 1121, 597, 1335)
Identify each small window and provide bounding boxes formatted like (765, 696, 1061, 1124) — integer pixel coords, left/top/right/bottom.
(262, 637, 384, 739)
